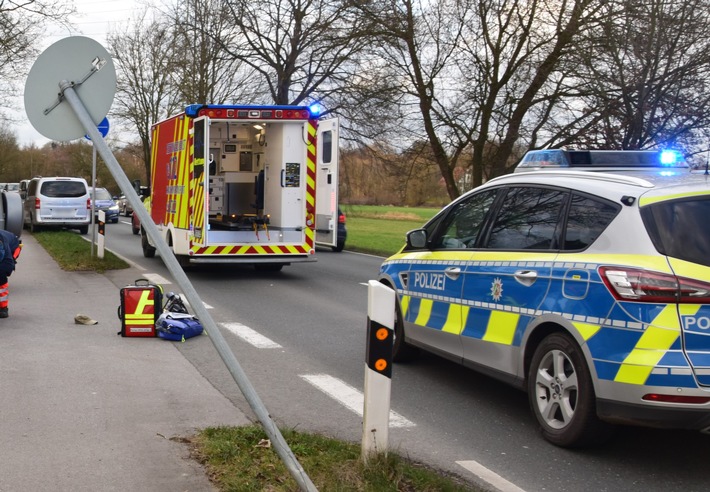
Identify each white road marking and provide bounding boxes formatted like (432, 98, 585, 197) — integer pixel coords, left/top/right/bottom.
(222, 322, 282, 348)
(300, 374, 415, 428)
(178, 293, 213, 310)
(142, 273, 171, 285)
(456, 460, 527, 492)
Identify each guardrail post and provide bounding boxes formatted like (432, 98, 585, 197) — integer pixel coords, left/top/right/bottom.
(362, 280, 395, 463)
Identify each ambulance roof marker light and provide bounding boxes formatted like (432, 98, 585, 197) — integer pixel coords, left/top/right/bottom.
(308, 103, 323, 118)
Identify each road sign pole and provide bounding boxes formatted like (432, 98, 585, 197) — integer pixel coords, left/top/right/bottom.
(91, 145, 97, 257)
(362, 280, 395, 463)
(57, 79, 317, 492)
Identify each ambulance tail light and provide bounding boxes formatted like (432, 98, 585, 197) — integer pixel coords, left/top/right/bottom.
(599, 267, 710, 303)
(87, 198, 92, 210)
(35, 197, 40, 209)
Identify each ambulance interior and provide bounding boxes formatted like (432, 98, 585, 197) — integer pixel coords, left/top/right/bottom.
(204, 120, 306, 244)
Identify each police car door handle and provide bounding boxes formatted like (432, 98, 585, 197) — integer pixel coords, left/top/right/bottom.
(514, 270, 537, 286)
(444, 267, 461, 280)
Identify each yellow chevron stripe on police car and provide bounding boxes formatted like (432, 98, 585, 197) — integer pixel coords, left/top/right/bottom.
(443, 305, 467, 335)
(572, 321, 602, 341)
(482, 311, 518, 345)
(414, 299, 433, 326)
(400, 295, 411, 318)
(639, 190, 709, 207)
(615, 305, 683, 384)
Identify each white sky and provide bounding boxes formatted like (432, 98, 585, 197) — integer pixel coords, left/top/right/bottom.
(15, 0, 148, 147)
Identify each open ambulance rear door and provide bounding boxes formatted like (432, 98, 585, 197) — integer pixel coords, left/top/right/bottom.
(315, 117, 339, 249)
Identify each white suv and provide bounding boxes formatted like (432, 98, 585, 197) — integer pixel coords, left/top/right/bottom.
(379, 155, 710, 447)
(23, 177, 91, 234)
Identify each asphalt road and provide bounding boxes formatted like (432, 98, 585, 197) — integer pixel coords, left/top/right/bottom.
(101, 218, 710, 492)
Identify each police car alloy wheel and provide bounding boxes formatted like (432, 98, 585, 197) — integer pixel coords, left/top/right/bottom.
(528, 333, 612, 447)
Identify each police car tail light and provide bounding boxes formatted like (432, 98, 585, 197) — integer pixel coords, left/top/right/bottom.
(599, 267, 710, 303)
(642, 393, 710, 404)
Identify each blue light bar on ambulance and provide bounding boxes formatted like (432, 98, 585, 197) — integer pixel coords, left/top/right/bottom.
(515, 149, 688, 173)
(184, 104, 314, 120)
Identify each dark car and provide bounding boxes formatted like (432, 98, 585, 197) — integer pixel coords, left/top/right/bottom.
(333, 208, 347, 252)
(90, 187, 119, 223)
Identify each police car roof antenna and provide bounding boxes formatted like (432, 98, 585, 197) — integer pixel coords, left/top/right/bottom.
(24, 36, 317, 492)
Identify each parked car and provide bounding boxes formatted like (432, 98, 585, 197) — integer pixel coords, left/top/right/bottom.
(23, 177, 91, 234)
(118, 195, 133, 216)
(131, 203, 141, 235)
(379, 149, 710, 448)
(3, 183, 19, 192)
(90, 187, 119, 223)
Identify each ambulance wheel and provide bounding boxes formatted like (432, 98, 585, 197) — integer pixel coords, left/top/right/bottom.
(78, 226, 88, 235)
(528, 332, 612, 448)
(175, 254, 191, 268)
(392, 293, 419, 362)
(141, 228, 156, 258)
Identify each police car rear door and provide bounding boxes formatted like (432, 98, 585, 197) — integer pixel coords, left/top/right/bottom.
(460, 186, 564, 375)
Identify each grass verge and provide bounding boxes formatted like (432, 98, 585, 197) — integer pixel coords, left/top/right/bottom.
(341, 205, 441, 257)
(191, 424, 478, 491)
(33, 230, 130, 272)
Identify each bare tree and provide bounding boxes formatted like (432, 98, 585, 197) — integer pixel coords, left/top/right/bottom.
(0, 0, 75, 111)
(571, 0, 710, 155)
(107, 12, 182, 182)
(165, 0, 252, 104)
(217, 0, 372, 110)
(356, 0, 610, 199)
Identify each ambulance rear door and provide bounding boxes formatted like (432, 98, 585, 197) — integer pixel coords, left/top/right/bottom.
(190, 116, 209, 247)
(315, 117, 339, 249)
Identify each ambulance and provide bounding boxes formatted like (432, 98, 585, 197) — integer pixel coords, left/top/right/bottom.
(141, 104, 339, 271)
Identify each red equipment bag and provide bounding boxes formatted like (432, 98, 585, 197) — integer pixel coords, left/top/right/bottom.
(117, 279, 163, 337)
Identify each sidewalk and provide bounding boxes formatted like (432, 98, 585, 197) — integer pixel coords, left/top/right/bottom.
(0, 234, 250, 491)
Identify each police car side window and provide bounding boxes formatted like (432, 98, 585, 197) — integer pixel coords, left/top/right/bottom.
(563, 193, 620, 250)
(486, 187, 566, 250)
(432, 189, 498, 249)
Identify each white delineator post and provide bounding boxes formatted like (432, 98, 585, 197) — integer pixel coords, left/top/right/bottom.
(97, 210, 105, 259)
(362, 280, 395, 463)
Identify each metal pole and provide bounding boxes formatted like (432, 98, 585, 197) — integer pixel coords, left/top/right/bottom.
(91, 144, 97, 257)
(59, 80, 318, 492)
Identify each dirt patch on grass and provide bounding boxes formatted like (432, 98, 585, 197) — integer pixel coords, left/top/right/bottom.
(360, 212, 423, 221)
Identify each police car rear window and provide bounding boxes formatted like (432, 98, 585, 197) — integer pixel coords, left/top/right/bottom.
(642, 197, 710, 267)
(40, 181, 87, 198)
(563, 194, 620, 250)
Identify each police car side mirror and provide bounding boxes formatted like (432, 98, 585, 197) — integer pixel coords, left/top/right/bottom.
(407, 229, 427, 249)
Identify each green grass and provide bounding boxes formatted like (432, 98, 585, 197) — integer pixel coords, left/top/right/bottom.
(33, 230, 130, 272)
(341, 205, 441, 257)
(191, 425, 477, 491)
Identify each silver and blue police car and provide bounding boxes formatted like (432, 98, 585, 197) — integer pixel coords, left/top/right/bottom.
(379, 150, 710, 447)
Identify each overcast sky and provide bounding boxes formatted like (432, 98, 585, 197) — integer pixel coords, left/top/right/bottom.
(16, 0, 146, 147)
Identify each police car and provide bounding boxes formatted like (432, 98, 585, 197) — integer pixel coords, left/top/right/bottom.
(378, 150, 710, 447)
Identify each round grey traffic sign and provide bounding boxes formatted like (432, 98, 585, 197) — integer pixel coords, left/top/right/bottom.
(24, 36, 116, 142)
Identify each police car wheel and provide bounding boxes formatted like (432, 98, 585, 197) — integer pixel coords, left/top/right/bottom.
(528, 332, 611, 448)
(392, 294, 419, 362)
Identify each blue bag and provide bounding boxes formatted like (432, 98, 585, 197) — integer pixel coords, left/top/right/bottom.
(156, 312, 203, 341)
